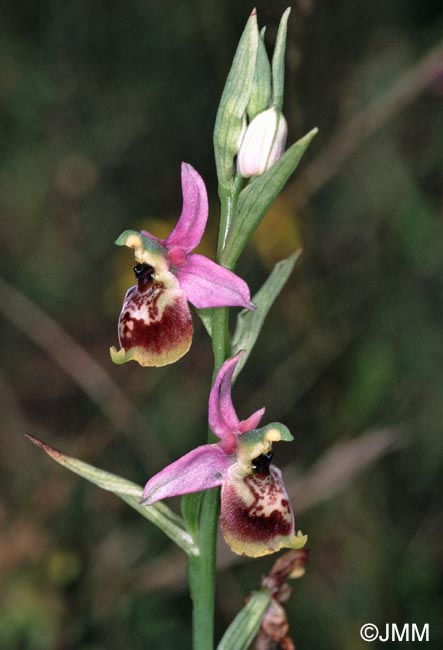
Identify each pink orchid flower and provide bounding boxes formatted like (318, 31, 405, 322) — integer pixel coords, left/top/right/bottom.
(110, 163, 253, 367)
(142, 352, 307, 557)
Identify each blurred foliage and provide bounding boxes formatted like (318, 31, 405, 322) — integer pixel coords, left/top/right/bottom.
(1, 0, 442, 649)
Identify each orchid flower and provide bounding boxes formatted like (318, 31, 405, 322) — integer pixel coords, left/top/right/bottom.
(142, 352, 307, 557)
(110, 163, 253, 367)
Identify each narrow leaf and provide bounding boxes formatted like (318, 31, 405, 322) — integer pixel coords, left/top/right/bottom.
(272, 8, 291, 110)
(181, 491, 203, 542)
(214, 10, 259, 193)
(232, 250, 302, 378)
(196, 307, 213, 337)
(26, 435, 199, 557)
(247, 27, 272, 120)
(216, 588, 272, 650)
(221, 127, 318, 267)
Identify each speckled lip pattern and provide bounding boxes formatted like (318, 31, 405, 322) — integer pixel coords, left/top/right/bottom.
(221, 466, 294, 557)
(118, 276, 192, 367)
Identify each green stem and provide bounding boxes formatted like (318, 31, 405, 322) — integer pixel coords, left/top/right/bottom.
(189, 488, 220, 650)
(188, 177, 240, 650)
(211, 307, 231, 373)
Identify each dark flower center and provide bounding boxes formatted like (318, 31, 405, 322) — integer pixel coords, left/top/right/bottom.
(134, 263, 154, 291)
(251, 451, 273, 476)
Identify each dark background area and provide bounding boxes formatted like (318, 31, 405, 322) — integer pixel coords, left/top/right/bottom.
(1, 1, 442, 648)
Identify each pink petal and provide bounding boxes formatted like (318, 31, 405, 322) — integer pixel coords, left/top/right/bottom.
(165, 163, 208, 254)
(175, 254, 254, 310)
(208, 353, 243, 443)
(141, 444, 231, 505)
(239, 407, 266, 433)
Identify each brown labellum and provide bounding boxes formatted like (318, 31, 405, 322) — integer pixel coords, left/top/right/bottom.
(115, 265, 193, 367)
(221, 464, 295, 557)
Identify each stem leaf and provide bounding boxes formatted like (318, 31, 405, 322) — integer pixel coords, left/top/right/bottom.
(221, 127, 318, 268)
(232, 249, 302, 379)
(216, 588, 272, 650)
(181, 491, 203, 542)
(26, 435, 199, 556)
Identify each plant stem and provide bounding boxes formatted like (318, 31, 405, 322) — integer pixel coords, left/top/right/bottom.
(211, 307, 231, 373)
(188, 179, 239, 649)
(189, 485, 220, 650)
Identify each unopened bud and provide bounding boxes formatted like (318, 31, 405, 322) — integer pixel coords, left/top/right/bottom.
(237, 108, 287, 178)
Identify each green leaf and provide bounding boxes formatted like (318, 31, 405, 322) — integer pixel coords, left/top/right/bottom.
(232, 250, 302, 378)
(181, 491, 203, 542)
(213, 10, 259, 194)
(272, 8, 291, 110)
(216, 588, 271, 650)
(195, 307, 213, 337)
(26, 435, 199, 557)
(221, 128, 318, 268)
(247, 27, 272, 120)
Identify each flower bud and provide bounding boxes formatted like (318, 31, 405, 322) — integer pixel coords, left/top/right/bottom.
(237, 108, 287, 178)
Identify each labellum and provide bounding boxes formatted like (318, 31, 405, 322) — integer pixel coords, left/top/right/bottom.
(113, 259, 193, 367)
(220, 453, 303, 558)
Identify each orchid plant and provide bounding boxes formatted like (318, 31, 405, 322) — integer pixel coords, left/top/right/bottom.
(29, 8, 318, 650)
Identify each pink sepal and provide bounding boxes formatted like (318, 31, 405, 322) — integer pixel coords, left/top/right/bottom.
(165, 163, 208, 254)
(175, 254, 254, 310)
(141, 443, 231, 505)
(208, 353, 243, 440)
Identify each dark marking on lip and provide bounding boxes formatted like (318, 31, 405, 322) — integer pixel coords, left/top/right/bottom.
(221, 467, 293, 546)
(118, 284, 192, 357)
(252, 452, 273, 477)
(134, 263, 154, 292)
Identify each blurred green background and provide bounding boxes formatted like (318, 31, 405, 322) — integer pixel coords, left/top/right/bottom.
(1, 1, 442, 649)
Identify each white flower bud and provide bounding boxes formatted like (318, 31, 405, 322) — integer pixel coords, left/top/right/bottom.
(236, 108, 287, 178)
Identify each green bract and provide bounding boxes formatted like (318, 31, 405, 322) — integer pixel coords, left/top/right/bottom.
(222, 127, 318, 267)
(272, 7, 291, 110)
(216, 588, 272, 650)
(213, 10, 259, 194)
(247, 27, 272, 120)
(232, 250, 302, 379)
